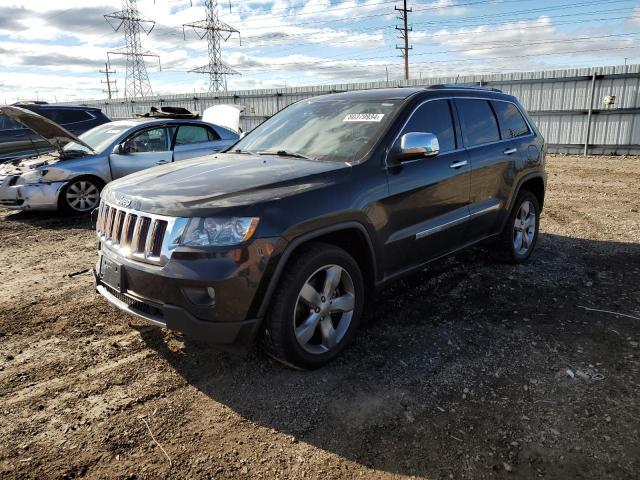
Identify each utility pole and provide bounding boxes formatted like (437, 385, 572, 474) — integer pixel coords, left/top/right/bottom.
(395, 0, 412, 81)
(105, 0, 160, 98)
(100, 62, 118, 99)
(183, 0, 241, 92)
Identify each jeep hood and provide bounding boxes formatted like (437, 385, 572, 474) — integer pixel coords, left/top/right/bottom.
(103, 153, 349, 216)
(0, 106, 94, 153)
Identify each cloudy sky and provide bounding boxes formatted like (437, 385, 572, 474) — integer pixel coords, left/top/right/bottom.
(1, 0, 639, 103)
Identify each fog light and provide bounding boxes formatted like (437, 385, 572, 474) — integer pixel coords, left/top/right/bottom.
(182, 286, 217, 306)
(206, 287, 216, 302)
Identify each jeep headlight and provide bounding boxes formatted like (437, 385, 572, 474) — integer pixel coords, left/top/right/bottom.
(180, 217, 260, 246)
(15, 169, 46, 186)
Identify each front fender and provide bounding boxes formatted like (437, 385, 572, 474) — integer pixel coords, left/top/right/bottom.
(251, 219, 378, 319)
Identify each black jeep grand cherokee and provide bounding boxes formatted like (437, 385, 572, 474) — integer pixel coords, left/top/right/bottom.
(95, 86, 546, 369)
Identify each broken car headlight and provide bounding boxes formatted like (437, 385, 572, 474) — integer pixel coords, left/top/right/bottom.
(179, 217, 260, 246)
(15, 169, 46, 186)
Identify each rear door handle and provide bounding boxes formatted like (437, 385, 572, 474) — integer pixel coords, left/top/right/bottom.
(449, 160, 468, 169)
(503, 148, 518, 155)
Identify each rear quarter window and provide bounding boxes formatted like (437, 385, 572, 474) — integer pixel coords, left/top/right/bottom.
(456, 99, 500, 147)
(492, 101, 531, 138)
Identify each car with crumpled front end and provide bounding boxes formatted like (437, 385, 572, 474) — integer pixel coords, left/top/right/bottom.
(0, 105, 241, 213)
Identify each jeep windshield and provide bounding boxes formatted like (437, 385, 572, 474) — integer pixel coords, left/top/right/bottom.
(233, 98, 402, 163)
(63, 123, 129, 155)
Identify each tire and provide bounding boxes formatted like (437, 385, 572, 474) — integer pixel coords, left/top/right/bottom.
(493, 190, 540, 263)
(59, 177, 103, 214)
(262, 242, 365, 370)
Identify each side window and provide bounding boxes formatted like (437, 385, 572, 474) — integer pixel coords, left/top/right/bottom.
(456, 99, 500, 147)
(125, 128, 168, 153)
(0, 114, 23, 131)
(492, 101, 530, 138)
(39, 109, 91, 124)
(402, 99, 456, 153)
(175, 125, 212, 145)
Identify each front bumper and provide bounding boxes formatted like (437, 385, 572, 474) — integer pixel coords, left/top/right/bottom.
(94, 238, 280, 346)
(0, 178, 64, 210)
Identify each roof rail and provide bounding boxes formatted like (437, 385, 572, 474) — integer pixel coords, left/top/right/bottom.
(427, 84, 503, 93)
(12, 100, 49, 105)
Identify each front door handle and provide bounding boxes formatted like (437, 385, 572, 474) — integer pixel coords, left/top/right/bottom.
(155, 160, 169, 165)
(449, 160, 468, 169)
(503, 148, 518, 155)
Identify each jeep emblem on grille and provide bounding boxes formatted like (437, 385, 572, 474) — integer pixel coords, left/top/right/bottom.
(114, 193, 132, 208)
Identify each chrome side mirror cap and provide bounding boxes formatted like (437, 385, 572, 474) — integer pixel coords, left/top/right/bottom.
(391, 132, 440, 164)
(112, 143, 124, 155)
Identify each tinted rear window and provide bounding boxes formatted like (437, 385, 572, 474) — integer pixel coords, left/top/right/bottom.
(402, 99, 456, 153)
(492, 101, 530, 138)
(40, 109, 92, 124)
(175, 125, 210, 145)
(456, 99, 500, 147)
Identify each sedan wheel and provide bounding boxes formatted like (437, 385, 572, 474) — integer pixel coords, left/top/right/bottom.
(64, 179, 101, 212)
(294, 264, 356, 355)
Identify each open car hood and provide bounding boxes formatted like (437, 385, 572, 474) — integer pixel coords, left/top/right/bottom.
(0, 106, 95, 153)
(201, 104, 244, 133)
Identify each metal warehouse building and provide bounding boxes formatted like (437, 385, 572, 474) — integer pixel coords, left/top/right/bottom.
(72, 63, 640, 155)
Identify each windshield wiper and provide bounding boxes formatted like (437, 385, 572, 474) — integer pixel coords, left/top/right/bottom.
(258, 150, 313, 160)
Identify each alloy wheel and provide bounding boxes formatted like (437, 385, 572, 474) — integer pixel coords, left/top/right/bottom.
(65, 180, 100, 212)
(513, 199, 536, 255)
(293, 264, 356, 355)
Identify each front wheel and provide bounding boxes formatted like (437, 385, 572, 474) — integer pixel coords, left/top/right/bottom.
(60, 178, 102, 214)
(262, 243, 365, 369)
(493, 190, 540, 263)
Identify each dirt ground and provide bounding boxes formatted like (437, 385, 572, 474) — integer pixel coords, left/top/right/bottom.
(0, 154, 639, 480)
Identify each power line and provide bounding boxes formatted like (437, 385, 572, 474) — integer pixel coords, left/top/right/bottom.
(105, 0, 160, 98)
(233, 0, 634, 31)
(395, 1, 412, 81)
(202, 31, 640, 71)
(183, 0, 241, 92)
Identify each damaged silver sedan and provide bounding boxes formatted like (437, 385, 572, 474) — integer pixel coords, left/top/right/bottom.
(0, 105, 240, 213)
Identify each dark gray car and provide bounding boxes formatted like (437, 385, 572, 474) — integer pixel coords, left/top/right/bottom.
(0, 103, 110, 162)
(0, 106, 240, 212)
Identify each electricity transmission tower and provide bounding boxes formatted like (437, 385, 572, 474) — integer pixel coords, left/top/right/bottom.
(395, 0, 412, 81)
(183, 0, 241, 92)
(100, 62, 118, 99)
(105, 0, 160, 98)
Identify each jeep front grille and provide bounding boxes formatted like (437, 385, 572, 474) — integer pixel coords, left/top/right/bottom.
(96, 201, 188, 266)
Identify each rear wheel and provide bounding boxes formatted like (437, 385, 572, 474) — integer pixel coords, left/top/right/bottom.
(262, 243, 364, 369)
(60, 178, 102, 214)
(494, 190, 540, 263)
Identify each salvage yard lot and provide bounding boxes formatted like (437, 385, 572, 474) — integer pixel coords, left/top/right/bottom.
(0, 154, 639, 479)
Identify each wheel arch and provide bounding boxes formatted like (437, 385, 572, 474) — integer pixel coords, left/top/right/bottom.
(255, 222, 378, 319)
(57, 174, 107, 211)
(519, 175, 545, 211)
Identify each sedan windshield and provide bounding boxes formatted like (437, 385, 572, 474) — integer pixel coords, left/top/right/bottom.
(63, 123, 130, 154)
(233, 98, 402, 163)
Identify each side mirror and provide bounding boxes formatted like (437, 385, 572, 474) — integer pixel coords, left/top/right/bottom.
(112, 143, 124, 155)
(390, 132, 440, 164)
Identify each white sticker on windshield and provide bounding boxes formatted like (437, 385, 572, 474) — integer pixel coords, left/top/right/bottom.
(343, 113, 385, 122)
(106, 129, 123, 134)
